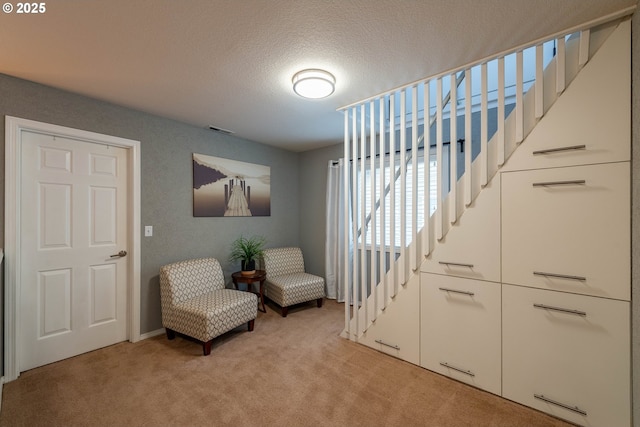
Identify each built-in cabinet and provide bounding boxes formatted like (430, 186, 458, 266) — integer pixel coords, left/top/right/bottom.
(359, 271, 421, 365)
(502, 284, 630, 427)
(420, 157, 631, 426)
(420, 274, 501, 395)
(495, 23, 631, 424)
(419, 174, 502, 396)
(421, 179, 501, 283)
(499, 157, 630, 426)
(502, 163, 630, 300)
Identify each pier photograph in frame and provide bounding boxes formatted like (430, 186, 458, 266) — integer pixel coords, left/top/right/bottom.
(193, 153, 271, 217)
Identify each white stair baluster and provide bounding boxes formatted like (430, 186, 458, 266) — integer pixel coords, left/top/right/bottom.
(515, 51, 524, 144)
(369, 100, 377, 319)
(557, 37, 566, 94)
(449, 74, 458, 223)
(480, 63, 488, 187)
(399, 89, 407, 284)
(378, 96, 387, 309)
(497, 57, 505, 166)
(389, 93, 397, 297)
(464, 69, 472, 207)
(343, 109, 351, 336)
(535, 44, 544, 119)
(436, 78, 444, 240)
(360, 104, 367, 329)
(350, 107, 359, 337)
(423, 81, 431, 256)
(411, 85, 419, 271)
(579, 29, 590, 67)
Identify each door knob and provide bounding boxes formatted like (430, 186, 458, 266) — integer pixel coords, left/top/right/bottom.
(110, 250, 128, 258)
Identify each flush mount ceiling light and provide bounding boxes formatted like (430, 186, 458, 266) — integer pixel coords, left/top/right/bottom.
(292, 69, 336, 99)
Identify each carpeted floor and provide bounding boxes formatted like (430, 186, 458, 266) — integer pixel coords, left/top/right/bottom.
(0, 300, 573, 427)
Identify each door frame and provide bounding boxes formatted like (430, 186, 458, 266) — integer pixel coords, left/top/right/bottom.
(4, 116, 141, 381)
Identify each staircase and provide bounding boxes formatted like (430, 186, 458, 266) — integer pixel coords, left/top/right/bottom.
(337, 11, 633, 427)
(341, 18, 617, 339)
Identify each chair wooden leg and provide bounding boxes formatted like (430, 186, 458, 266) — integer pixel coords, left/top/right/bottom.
(166, 328, 176, 340)
(248, 319, 255, 331)
(203, 340, 213, 356)
(317, 298, 323, 308)
(281, 306, 288, 317)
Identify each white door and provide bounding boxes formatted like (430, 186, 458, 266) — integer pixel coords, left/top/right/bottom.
(19, 130, 129, 371)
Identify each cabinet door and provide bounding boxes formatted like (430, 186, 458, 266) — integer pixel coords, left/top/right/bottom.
(422, 178, 500, 282)
(502, 162, 630, 300)
(502, 284, 630, 427)
(500, 20, 630, 173)
(420, 273, 501, 395)
(358, 273, 420, 365)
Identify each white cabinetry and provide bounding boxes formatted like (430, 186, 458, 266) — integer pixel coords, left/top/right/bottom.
(420, 273, 501, 394)
(502, 162, 630, 301)
(500, 20, 630, 173)
(501, 161, 631, 427)
(502, 284, 630, 427)
(359, 272, 420, 365)
(422, 178, 500, 282)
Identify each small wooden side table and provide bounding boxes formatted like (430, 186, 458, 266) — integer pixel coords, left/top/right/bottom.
(232, 270, 267, 313)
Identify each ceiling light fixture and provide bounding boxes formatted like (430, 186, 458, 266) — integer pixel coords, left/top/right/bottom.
(292, 69, 336, 99)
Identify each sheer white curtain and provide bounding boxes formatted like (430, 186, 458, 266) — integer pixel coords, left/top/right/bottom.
(325, 159, 351, 302)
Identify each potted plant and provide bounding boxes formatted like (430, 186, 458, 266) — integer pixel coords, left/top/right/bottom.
(229, 235, 266, 276)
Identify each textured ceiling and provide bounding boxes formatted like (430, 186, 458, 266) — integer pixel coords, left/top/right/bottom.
(0, 0, 636, 151)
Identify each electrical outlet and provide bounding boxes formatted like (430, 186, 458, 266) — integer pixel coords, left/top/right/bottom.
(144, 225, 153, 237)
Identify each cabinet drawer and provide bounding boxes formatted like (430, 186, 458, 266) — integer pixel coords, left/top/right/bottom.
(422, 178, 500, 282)
(502, 285, 630, 427)
(420, 274, 501, 395)
(502, 162, 630, 300)
(359, 274, 420, 365)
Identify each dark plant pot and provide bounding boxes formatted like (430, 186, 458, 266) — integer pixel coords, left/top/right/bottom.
(241, 259, 256, 276)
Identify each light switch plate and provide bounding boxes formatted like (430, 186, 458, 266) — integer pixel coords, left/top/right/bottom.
(144, 225, 153, 237)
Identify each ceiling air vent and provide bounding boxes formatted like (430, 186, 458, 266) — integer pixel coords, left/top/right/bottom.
(208, 125, 234, 135)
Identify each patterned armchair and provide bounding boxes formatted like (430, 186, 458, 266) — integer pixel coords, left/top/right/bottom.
(159, 258, 257, 355)
(263, 247, 325, 317)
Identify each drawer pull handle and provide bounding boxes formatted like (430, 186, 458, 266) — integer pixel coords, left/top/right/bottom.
(533, 271, 586, 281)
(375, 339, 400, 350)
(532, 179, 586, 187)
(534, 394, 587, 416)
(439, 287, 475, 296)
(440, 362, 475, 377)
(533, 303, 587, 317)
(532, 144, 586, 155)
(439, 261, 474, 268)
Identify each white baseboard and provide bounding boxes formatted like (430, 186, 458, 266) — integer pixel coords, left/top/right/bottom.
(138, 328, 165, 341)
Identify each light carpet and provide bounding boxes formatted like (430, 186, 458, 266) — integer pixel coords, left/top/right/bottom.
(0, 300, 573, 427)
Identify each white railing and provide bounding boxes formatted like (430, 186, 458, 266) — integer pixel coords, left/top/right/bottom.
(339, 13, 626, 340)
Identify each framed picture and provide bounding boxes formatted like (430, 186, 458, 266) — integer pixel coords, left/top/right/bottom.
(193, 153, 271, 217)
